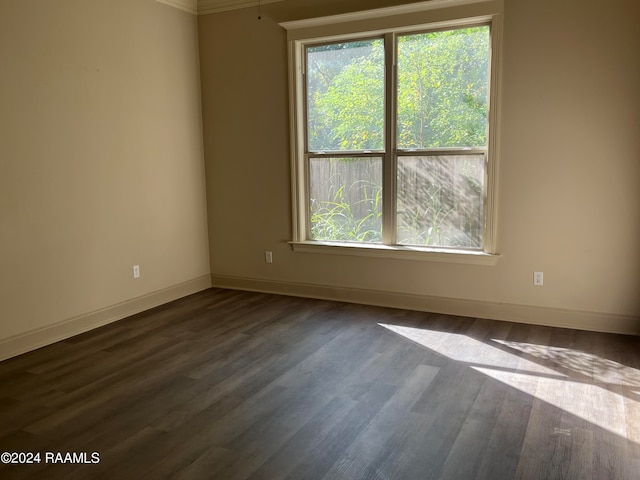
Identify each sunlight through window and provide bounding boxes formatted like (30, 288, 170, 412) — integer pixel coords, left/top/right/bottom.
(378, 323, 640, 444)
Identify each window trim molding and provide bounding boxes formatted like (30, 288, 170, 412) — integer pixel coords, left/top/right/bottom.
(282, 0, 503, 263)
(279, 0, 501, 31)
(289, 241, 499, 265)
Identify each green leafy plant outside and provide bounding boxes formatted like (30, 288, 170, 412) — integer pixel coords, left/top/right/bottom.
(310, 164, 382, 243)
(307, 26, 489, 246)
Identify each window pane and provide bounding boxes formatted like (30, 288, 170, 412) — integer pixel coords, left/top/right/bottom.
(309, 157, 382, 243)
(306, 40, 384, 152)
(397, 155, 484, 248)
(397, 26, 490, 149)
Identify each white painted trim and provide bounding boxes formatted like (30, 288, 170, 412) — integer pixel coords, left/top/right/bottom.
(286, 10, 503, 256)
(0, 275, 212, 362)
(211, 275, 640, 336)
(289, 241, 499, 266)
(287, 39, 304, 243)
(198, 0, 283, 15)
(155, 0, 198, 15)
(484, 13, 503, 253)
(279, 0, 497, 30)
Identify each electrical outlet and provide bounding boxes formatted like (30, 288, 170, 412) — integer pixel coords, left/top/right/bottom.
(533, 271, 543, 286)
(133, 265, 140, 279)
(265, 251, 273, 264)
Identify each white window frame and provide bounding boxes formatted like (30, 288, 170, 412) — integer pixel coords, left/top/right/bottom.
(281, 0, 503, 265)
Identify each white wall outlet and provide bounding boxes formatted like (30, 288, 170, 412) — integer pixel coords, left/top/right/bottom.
(265, 251, 273, 264)
(133, 265, 140, 279)
(533, 271, 543, 286)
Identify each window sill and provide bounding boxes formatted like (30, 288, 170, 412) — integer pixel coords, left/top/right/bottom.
(289, 241, 499, 265)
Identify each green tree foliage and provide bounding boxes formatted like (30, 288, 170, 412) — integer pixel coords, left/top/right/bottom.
(306, 27, 490, 245)
(306, 27, 489, 151)
(397, 27, 489, 148)
(307, 40, 384, 151)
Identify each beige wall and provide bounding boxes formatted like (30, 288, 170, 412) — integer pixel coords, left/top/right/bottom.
(199, 0, 640, 331)
(0, 0, 210, 345)
(1, 0, 637, 351)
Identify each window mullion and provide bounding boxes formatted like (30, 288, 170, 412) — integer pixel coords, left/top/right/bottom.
(382, 32, 397, 246)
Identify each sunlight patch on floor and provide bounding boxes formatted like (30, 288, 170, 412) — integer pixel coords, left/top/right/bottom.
(492, 339, 640, 387)
(378, 323, 639, 444)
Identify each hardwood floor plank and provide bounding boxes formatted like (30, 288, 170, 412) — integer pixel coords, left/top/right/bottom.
(284, 382, 397, 480)
(437, 377, 508, 480)
(474, 387, 534, 480)
(321, 364, 440, 480)
(226, 396, 356, 480)
(392, 367, 487, 479)
(0, 288, 638, 480)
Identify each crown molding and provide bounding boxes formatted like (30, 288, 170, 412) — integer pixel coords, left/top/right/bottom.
(155, 0, 198, 14)
(198, 0, 284, 15)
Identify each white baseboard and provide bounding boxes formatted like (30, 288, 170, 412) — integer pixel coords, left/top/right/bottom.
(211, 274, 640, 336)
(0, 275, 212, 362)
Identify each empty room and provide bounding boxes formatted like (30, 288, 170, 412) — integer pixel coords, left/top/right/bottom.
(1, 0, 639, 478)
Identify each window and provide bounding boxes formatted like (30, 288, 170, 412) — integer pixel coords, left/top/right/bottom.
(283, 1, 502, 263)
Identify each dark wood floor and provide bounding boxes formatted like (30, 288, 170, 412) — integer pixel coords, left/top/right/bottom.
(1, 288, 639, 479)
